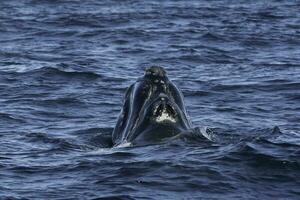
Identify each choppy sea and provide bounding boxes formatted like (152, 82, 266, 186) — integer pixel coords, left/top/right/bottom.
(1, 0, 300, 199)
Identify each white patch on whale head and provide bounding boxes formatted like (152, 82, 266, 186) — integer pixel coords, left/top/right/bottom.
(155, 111, 176, 123)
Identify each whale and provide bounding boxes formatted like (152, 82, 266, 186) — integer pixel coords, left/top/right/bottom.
(112, 66, 192, 146)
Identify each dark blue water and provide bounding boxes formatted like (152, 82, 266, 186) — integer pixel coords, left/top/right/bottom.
(1, 0, 300, 199)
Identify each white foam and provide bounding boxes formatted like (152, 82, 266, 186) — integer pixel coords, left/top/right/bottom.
(114, 142, 132, 148)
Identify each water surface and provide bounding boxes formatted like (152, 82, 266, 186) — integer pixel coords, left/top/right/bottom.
(1, 0, 300, 199)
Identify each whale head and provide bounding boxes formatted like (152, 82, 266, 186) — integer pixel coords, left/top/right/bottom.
(112, 66, 192, 146)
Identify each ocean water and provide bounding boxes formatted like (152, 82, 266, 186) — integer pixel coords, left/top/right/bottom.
(1, 0, 300, 199)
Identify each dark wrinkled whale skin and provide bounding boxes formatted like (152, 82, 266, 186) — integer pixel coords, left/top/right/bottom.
(112, 66, 192, 146)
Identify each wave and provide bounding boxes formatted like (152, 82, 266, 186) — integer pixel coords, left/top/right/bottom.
(201, 126, 300, 170)
(0, 112, 26, 123)
(40, 97, 86, 106)
(25, 67, 101, 79)
(221, 141, 300, 171)
(211, 81, 300, 92)
(24, 132, 90, 152)
(182, 89, 213, 97)
(92, 195, 135, 200)
(201, 32, 225, 41)
(0, 67, 102, 84)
